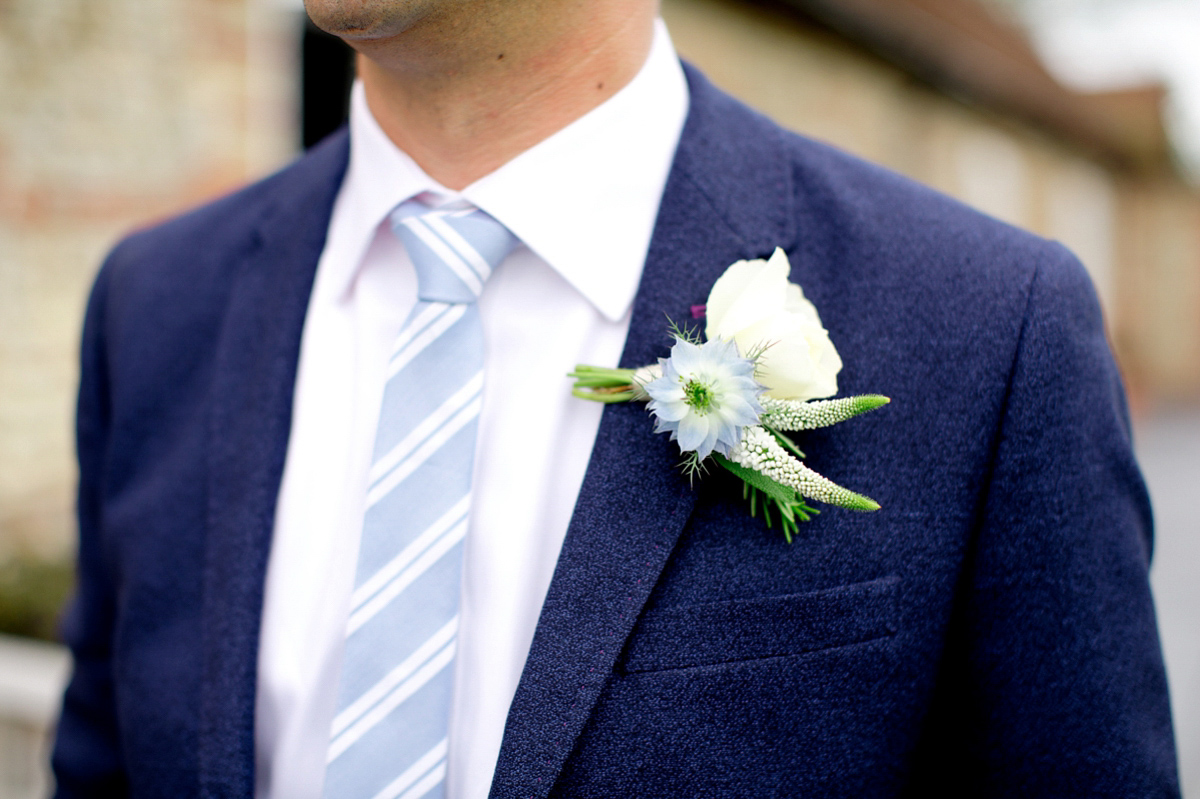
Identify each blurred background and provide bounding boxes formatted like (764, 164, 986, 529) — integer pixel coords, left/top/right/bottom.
(0, 0, 1196, 794)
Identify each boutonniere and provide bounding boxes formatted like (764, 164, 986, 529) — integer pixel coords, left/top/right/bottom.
(570, 248, 888, 542)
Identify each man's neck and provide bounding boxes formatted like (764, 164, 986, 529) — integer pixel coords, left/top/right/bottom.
(353, 1, 657, 190)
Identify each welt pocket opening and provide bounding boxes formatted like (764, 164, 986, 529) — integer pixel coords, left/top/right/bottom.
(619, 576, 900, 674)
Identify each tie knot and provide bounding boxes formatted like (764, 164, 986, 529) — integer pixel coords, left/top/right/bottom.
(389, 201, 518, 304)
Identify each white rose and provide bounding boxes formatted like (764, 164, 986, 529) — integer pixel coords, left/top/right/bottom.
(705, 247, 842, 401)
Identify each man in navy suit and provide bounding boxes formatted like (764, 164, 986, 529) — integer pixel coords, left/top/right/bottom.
(53, 0, 1179, 796)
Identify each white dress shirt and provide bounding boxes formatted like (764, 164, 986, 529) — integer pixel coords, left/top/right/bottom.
(254, 21, 689, 799)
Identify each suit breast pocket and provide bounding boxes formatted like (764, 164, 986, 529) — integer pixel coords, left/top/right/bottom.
(619, 576, 900, 673)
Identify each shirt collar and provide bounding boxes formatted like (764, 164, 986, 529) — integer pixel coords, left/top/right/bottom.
(337, 19, 689, 322)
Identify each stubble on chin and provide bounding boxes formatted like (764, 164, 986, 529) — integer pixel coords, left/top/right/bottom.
(303, 0, 443, 40)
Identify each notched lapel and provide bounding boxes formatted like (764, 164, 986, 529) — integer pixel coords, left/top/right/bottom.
(488, 66, 796, 799)
(198, 133, 349, 797)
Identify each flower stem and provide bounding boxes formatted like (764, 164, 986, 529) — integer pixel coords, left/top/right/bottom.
(764, 425, 807, 460)
(570, 388, 637, 403)
(569, 365, 639, 403)
(713, 453, 819, 543)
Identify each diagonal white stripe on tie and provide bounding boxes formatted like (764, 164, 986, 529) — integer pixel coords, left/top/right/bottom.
(333, 618, 460, 736)
(351, 496, 471, 610)
(387, 303, 468, 379)
(388, 762, 447, 799)
(328, 640, 457, 761)
(400, 217, 483, 296)
(422, 214, 493, 282)
(368, 742, 449, 799)
(390, 303, 453, 359)
(346, 518, 468, 635)
(368, 372, 484, 487)
(365, 396, 483, 508)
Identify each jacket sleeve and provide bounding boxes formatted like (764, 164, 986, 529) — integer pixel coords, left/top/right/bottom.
(51, 258, 131, 796)
(909, 244, 1180, 797)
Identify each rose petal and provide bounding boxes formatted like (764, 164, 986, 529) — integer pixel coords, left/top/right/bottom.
(705, 249, 789, 342)
(759, 328, 817, 399)
(783, 283, 821, 326)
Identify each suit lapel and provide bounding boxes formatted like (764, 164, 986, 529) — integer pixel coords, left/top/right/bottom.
(488, 65, 796, 799)
(197, 133, 349, 797)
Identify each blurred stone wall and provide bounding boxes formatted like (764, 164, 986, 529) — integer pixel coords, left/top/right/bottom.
(1117, 181, 1200, 401)
(0, 0, 297, 567)
(662, 0, 1200, 408)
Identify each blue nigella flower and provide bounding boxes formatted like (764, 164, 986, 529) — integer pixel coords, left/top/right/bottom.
(644, 337, 764, 460)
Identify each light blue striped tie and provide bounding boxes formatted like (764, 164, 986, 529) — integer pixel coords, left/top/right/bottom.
(323, 200, 517, 799)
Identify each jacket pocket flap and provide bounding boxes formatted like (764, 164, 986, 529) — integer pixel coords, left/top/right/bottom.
(621, 576, 899, 673)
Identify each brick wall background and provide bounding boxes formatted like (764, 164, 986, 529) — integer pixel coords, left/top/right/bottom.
(0, 0, 297, 565)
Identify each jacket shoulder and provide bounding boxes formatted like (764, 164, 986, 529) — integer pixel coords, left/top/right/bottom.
(85, 129, 348, 413)
(778, 123, 1087, 306)
(100, 128, 349, 296)
(678, 63, 1087, 312)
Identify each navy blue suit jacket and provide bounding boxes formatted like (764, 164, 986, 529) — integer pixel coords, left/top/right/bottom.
(53, 65, 1179, 797)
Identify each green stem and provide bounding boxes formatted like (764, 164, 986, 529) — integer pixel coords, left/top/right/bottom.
(568, 365, 638, 383)
(570, 388, 636, 403)
(764, 425, 807, 460)
(569, 365, 641, 403)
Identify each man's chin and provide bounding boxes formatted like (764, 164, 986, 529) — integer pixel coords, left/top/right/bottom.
(303, 0, 431, 41)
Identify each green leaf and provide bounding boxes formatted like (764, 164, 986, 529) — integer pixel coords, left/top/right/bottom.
(714, 453, 796, 507)
(714, 453, 820, 542)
